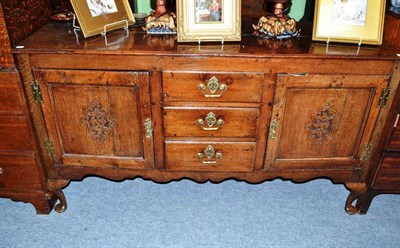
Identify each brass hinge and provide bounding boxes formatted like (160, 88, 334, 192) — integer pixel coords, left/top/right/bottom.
(144, 118, 153, 139)
(30, 80, 43, 103)
(269, 119, 278, 139)
(44, 139, 56, 158)
(360, 143, 372, 162)
(378, 88, 390, 108)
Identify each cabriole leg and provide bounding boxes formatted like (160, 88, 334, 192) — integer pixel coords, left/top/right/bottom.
(344, 183, 367, 215)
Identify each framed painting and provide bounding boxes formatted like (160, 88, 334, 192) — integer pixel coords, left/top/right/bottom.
(177, 0, 241, 43)
(70, 0, 135, 38)
(312, 0, 385, 45)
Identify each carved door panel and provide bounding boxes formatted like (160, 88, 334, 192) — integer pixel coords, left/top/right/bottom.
(33, 69, 154, 169)
(265, 74, 389, 170)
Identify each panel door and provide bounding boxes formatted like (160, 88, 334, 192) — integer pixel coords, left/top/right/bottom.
(265, 74, 389, 170)
(34, 69, 154, 169)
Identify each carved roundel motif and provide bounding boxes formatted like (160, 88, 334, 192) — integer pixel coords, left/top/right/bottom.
(80, 100, 115, 142)
(306, 104, 339, 143)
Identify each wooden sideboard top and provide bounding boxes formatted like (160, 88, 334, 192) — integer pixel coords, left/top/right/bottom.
(12, 20, 400, 60)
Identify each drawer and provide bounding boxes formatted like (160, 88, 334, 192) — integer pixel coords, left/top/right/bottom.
(164, 107, 259, 138)
(0, 71, 24, 115)
(165, 141, 255, 172)
(0, 116, 32, 151)
(387, 113, 400, 150)
(163, 72, 263, 103)
(0, 156, 42, 190)
(373, 153, 400, 190)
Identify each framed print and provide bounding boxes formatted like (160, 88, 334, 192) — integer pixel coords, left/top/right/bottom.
(71, 0, 135, 38)
(177, 0, 241, 43)
(312, 0, 385, 45)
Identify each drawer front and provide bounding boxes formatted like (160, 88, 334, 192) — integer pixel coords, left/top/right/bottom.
(0, 71, 24, 115)
(0, 156, 42, 190)
(387, 113, 400, 150)
(374, 153, 400, 190)
(0, 116, 32, 151)
(164, 107, 259, 138)
(165, 141, 255, 172)
(163, 72, 263, 103)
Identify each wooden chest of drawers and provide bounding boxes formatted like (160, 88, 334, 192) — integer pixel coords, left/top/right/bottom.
(163, 71, 264, 173)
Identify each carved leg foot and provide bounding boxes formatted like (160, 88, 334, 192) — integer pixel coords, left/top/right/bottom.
(47, 179, 70, 213)
(50, 189, 67, 213)
(344, 183, 367, 215)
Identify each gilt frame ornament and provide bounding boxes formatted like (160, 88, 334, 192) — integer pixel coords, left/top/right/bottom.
(70, 0, 135, 38)
(80, 100, 115, 142)
(177, 0, 241, 42)
(312, 0, 385, 45)
(306, 104, 339, 143)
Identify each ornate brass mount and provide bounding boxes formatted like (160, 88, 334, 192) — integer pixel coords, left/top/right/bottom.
(144, 118, 153, 139)
(197, 112, 224, 131)
(198, 76, 227, 98)
(0, 167, 3, 176)
(197, 145, 223, 164)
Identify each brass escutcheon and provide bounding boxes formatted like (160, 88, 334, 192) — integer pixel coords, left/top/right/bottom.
(0, 167, 3, 176)
(197, 112, 224, 131)
(197, 145, 223, 164)
(198, 76, 227, 98)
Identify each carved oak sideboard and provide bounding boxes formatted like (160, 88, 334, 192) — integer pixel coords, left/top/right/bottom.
(5, 18, 397, 214)
(1, 0, 400, 214)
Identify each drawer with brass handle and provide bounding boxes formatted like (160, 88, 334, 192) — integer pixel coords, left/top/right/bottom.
(165, 141, 255, 172)
(163, 71, 263, 103)
(0, 156, 42, 190)
(163, 107, 259, 137)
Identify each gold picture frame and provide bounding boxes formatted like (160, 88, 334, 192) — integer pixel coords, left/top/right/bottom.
(312, 0, 385, 45)
(177, 0, 241, 43)
(71, 0, 135, 38)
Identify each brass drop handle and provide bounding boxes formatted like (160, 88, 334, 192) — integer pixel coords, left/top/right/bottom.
(198, 76, 227, 98)
(0, 167, 3, 176)
(197, 145, 223, 164)
(197, 112, 224, 131)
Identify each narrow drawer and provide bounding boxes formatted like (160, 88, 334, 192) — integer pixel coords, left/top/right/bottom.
(165, 141, 255, 172)
(0, 156, 42, 190)
(373, 153, 400, 190)
(0, 116, 32, 151)
(163, 72, 263, 103)
(164, 107, 259, 138)
(0, 71, 24, 115)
